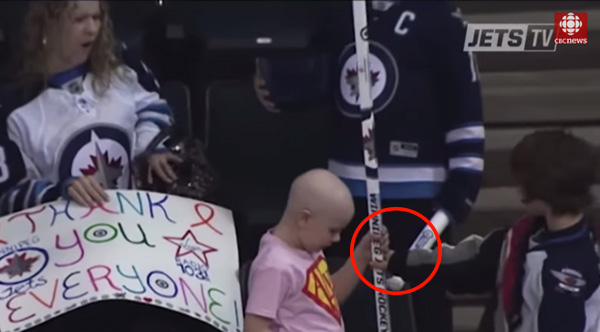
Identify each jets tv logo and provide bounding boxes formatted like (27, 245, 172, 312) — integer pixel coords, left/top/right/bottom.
(464, 23, 557, 52)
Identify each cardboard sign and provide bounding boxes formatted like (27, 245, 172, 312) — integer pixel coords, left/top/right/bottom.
(0, 190, 243, 332)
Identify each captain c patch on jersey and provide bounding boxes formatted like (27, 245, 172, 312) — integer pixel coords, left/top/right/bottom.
(335, 41, 399, 118)
(58, 125, 132, 189)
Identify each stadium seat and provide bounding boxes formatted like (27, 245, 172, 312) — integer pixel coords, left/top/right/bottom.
(203, 78, 328, 257)
(109, 2, 197, 139)
(161, 81, 192, 137)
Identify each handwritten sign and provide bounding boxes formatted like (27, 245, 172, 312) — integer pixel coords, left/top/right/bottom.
(0, 190, 243, 332)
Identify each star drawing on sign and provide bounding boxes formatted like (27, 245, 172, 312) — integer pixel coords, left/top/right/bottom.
(345, 68, 381, 102)
(163, 230, 218, 267)
(80, 140, 123, 189)
(0, 253, 39, 278)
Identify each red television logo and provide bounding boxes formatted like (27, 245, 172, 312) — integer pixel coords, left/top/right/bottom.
(554, 12, 588, 44)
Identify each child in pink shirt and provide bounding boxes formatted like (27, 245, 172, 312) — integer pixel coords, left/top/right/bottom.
(244, 169, 389, 332)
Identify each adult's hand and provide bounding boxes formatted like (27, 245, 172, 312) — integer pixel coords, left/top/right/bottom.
(147, 151, 183, 184)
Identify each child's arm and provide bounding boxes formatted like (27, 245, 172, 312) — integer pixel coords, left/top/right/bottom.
(331, 231, 387, 304)
(386, 229, 506, 294)
(244, 264, 289, 332)
(244, 314, 273, 332)
(331, 255, 369, 305)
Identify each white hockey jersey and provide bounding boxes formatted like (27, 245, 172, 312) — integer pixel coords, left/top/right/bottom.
(0, 47, 173, 216)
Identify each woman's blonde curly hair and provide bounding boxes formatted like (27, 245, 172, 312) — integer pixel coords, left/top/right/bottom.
(14, 1, 123, 95)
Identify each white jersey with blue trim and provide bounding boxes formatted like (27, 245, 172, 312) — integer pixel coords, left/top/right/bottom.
(0, 49, 172, 216)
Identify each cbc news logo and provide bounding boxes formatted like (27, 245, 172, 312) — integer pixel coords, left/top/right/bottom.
(554, 12, 588, 44)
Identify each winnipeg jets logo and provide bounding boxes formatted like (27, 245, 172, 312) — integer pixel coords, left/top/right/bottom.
(336, 41, 398, 118)
(59, 125, 132, 190)
(551, 268, 587, 295)
(79, 133, 124, 189)
(0, 252, 39, 278)
(0, 248, 49, 286)
(345, 68, 381, 103)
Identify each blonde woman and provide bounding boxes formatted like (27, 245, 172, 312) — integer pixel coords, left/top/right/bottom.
(0, 0, 181, 215)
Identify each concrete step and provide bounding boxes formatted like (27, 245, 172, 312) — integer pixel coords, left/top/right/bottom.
(480, 69, 600, 125)
(454, 307, 485, 332)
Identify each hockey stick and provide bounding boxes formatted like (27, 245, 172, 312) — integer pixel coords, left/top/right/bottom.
(410, 211, 449, 250)
(351, 2, 393, 332)
(386, 211, 450, 290)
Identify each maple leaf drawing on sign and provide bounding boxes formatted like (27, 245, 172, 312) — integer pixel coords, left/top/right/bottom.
(0, 253, 39, 278)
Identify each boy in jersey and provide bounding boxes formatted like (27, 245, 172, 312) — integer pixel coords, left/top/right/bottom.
(254, 1, 483, 331)
(244, 168, 390, 332)
(373, 130, 600, 332)
(0, 1, 180, 215)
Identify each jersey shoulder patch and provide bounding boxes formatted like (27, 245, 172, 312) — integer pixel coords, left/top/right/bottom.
(544, 238, 600, 298)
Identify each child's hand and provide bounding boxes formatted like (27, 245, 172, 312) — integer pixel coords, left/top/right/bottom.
(369, 249, 394, 271)
(147, 151, 183, 184)
(354, 226, 392, 269)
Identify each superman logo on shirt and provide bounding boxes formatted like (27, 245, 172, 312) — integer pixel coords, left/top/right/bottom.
(302, 256, 342, 324)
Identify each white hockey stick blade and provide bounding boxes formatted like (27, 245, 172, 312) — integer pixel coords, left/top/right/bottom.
(386, 210, 450, 291)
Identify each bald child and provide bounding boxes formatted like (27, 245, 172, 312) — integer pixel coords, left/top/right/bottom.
(244, 169, 390, 332)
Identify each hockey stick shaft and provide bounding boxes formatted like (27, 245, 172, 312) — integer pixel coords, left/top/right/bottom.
(352, 2, 392, 332)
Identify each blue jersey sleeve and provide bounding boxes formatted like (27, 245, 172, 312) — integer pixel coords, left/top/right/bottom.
(118, 43, 174, 156)
(427, 3, 485, 224)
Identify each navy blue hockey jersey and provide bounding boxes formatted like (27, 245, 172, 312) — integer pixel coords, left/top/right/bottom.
(0, 44, 172, 216)
(259, 1, 484, 224)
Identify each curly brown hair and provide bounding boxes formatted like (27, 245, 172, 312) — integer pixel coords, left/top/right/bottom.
(13, 1, 123, 96)
(510, 129, 597, 215)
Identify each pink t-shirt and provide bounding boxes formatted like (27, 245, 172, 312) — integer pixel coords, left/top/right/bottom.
(246, 230, 345, 332)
